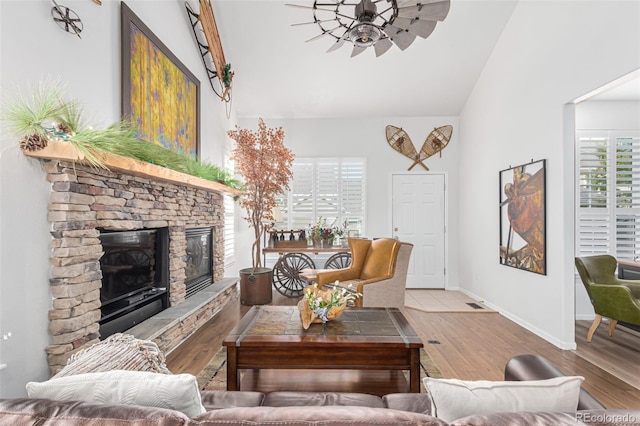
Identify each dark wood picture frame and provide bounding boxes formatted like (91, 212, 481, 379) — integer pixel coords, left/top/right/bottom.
(499, 159, 547, 275)
(121, 2, 200, 158)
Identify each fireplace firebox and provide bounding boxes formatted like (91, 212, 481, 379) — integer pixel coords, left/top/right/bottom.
(185, 227, 215, 298)
(98, 228, 169, 338)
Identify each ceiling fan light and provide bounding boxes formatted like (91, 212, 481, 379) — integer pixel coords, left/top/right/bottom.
(349, 22, 381, 48)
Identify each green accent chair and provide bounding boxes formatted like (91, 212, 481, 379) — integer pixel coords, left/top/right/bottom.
(574, 255, 640, 342)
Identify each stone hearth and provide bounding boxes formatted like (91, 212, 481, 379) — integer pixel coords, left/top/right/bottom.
(43, 159, 235, 374)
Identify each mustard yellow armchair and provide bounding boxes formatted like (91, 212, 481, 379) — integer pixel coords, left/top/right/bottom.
(317, 238, 411, 308)
(575, 255, 640, 342)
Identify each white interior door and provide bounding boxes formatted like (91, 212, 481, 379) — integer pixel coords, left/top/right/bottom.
(392, 173, 446, 289)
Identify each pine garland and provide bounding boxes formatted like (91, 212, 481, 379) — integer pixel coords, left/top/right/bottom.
(2, 82, 242, 190)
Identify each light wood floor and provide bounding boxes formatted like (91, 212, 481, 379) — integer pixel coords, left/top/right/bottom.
(405, 289, 494, 312)
(574, 320, 640, 390)
(166, 293, 640, 409)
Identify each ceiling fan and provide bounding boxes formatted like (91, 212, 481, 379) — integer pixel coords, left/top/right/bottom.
(286, 0, 450, 57)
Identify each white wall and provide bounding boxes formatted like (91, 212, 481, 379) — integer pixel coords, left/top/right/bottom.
(234, 116, 461, 289)
(574, 100, 640, 319)
(576, 101, 640, 130)
(0, 0, 234, 397)
(458, 0, 640, 349)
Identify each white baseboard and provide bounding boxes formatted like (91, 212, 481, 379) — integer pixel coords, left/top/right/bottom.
(458, 288, 577, 350)
(576, 314, 595, 321)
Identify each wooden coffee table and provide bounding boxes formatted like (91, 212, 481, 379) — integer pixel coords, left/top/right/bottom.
(223, 306, 424, 393)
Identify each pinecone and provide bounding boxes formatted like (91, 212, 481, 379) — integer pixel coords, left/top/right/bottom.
(19, 133, 48, 151)
(57, 123, 72, 135)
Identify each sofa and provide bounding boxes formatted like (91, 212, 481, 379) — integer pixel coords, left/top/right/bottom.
(1, 354, 638, 425)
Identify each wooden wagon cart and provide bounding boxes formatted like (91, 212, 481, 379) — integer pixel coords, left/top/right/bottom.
(263, 236, 351, 298)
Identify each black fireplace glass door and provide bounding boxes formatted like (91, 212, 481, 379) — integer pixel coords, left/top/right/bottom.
(185, 227, 214, 297)
(100, 230, 156, 303)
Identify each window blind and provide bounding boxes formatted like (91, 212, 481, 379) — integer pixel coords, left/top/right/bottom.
(223, 155, 235, 267)
(577, 130, 640, 260)
(223, 194, 235, 267)
(276, 158, 366, 235)
(615, 134, 640, 260)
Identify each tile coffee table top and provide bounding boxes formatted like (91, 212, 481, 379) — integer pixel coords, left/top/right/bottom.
(243, 305, 407, 337)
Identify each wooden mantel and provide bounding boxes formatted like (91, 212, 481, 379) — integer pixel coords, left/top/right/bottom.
(22, 140, 242, 196)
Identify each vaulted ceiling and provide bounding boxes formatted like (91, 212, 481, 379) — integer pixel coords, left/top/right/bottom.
(213, 0, 519, 118)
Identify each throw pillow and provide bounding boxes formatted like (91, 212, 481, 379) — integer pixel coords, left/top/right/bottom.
(54, 333, 171, 377)
(26, 370, 206, 418)
(423, 376, 584, 422)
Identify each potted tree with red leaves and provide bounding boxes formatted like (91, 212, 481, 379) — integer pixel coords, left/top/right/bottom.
(228, 119, 294, 305)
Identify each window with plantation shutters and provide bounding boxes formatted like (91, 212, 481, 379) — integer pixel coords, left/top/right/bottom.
(223, 194, 235, 267)
(224, 155, 235, 268)
(340, 159, 365, 231)
(276, 158, 366, 235)
(290, 160, 315, 230)
(577, 130, 640, 260)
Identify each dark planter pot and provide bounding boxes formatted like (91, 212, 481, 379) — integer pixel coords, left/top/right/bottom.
(239, 267, 273, 306)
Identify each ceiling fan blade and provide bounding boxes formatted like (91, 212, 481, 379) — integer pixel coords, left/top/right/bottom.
(305, 26, 341, 42)
(396, 1, 450, 21)
(383, 25, 416, 50)
(396, 0, 447, 7)
(285, 2, 348, 10)
(351, 45, 367, 57)
(374, 38, 393, 56)
(285, 3, 315, 9)
(392, 17, 437, 39)
(285, 4, 340, 13)
(292, 18, 338, 27)
(285, 4, 356, 21)
(327, 36, 347, 52)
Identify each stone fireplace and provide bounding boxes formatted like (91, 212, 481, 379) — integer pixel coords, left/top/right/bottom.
(43, 158, 236, 374)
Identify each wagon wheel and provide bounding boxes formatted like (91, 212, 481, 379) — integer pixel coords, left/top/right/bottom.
(324, 252, 352, 269)
(273, 253, 316, 298)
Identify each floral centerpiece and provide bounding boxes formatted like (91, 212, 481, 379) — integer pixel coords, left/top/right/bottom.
(297, 282, 361, 329)
(309, 217, 347, 247)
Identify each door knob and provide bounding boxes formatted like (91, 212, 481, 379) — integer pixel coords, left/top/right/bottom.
(394, 227, 398, 231)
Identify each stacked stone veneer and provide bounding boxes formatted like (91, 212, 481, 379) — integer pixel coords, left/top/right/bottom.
(44, 160, 227, 374)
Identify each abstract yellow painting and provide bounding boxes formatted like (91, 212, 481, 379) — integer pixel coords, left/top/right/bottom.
(122, 3, 200, 158)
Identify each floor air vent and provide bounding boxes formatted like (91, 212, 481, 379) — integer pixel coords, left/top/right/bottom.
(466, 302, 484, 310)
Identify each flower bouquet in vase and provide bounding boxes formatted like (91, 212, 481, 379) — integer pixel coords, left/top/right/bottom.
(309, 217, 348, 248)
(297, 282, 361, 329)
